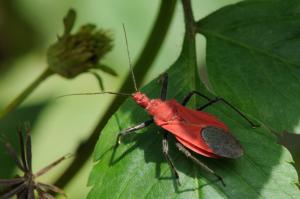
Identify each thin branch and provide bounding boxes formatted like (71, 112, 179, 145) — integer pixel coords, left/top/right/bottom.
(18, 127, 29, 172)
(36, 182, 66, 197)
(2, 139, 26, 172)
(35, 154, 72, 177)
(0, 178, 24, 186)
(0, 181, 27, 198)
(0, 69, 53, 120)
(25, 127, 32, 172)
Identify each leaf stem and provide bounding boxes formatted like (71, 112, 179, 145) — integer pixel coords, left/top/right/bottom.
(53, 0, 177, 189)
(0, 68, 53, 119)
(181, 0, 196, 39)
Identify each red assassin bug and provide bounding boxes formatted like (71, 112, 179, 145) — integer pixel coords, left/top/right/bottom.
(61, 25, 259, 186)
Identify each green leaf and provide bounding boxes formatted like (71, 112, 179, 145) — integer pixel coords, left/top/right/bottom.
(197, 0, 300, 133)
(87, 32, 299, 198)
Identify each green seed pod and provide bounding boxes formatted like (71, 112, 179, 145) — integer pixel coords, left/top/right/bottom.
(47, 9, 113, 79)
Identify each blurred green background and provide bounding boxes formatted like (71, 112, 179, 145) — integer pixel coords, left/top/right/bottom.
(0, 0, 298, 198)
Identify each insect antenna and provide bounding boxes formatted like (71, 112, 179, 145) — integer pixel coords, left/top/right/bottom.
(56, 91, 132, 99)
(122, 23, 138, 92)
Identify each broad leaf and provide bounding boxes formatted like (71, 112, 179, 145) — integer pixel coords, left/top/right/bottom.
(87, 33, 299, 198)
(198, 0, 300, 133)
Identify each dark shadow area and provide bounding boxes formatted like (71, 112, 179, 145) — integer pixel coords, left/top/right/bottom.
(0, 1, 39, 72)
(0, 102, 47, 179)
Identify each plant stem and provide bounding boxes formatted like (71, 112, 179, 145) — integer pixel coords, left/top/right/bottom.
(182, 0, 197, 58)
(181, 0, 196, 41)
(53, 0, 177, 189)
(0, 68, 53, 119)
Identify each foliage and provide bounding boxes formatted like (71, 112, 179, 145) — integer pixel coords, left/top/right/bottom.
(88, 0, 300, 198)
(1, 0, 299, 199)
(198, 0, 300, 133)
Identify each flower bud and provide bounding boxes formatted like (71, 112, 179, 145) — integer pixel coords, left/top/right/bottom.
(47, 9, 113, 78)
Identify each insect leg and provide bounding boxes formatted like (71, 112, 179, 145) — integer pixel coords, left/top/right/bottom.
(175, 142, 226, 187)
(161, 132, 180, 185)
(181, 90, 211, 106)
(160, 73, 169, 101)
(116, 119, 154, 145)
(181, 90, 259, 128)
(197, 97, 259, 128)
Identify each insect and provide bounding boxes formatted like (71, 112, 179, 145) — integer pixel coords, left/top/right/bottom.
(115, 73, 259, 186)
(61, 25, 259, 186)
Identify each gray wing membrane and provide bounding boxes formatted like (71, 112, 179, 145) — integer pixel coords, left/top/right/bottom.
(201, 126, 243, 158)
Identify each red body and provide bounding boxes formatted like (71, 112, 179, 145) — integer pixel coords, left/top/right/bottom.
(132, 92, 236, 158)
